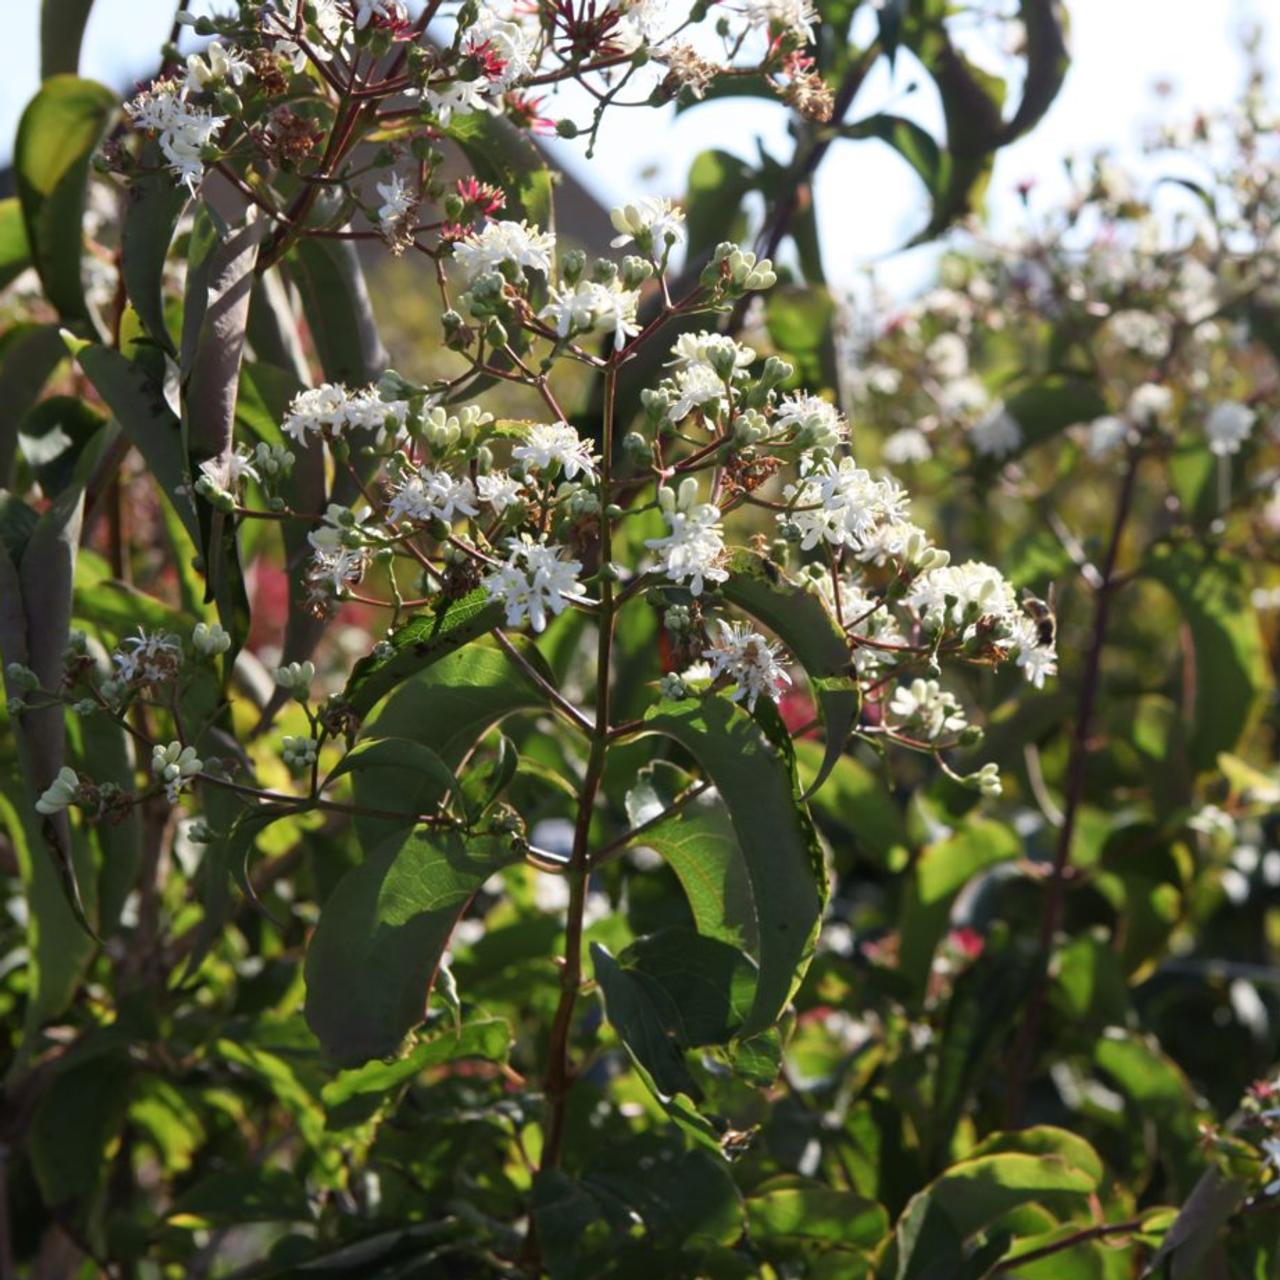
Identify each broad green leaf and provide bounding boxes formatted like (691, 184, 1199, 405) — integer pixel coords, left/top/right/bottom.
(15, 76, 116, 320)
(169, 1168, 314, 1227)
(639, 695, 828, 1034)
(966, 1127, 1103, 1189)
(895, 1152, 1095, 1280)
(684, 149, 755, 264)
(304, 828, 521, 1063)
(40, 0, 96, 79)
(321, 1016, 512, 1114)
(722, 550, 859, 796)
(330, 736, 466, 855)
(746, 1175, 888, 1252)
(121, 150, 189, 354)
(286, 235, 389, 386)
(17, 395, 107, 499)
(795, 739, 909, 872)
(0, 198, 31, 292)
(445, 113, 553, 231)
(0, 323, 70, 483)
(765, 285, 838, 389)
(1144, 543, 1272, 770)
(897, 820, 1021, 992)
(343, 592, 508, 719)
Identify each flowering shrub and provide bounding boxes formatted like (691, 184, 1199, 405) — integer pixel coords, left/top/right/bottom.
(1, 0, 1279, 1276)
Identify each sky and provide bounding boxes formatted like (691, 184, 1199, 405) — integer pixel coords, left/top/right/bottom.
(2, 0, 1274, 296)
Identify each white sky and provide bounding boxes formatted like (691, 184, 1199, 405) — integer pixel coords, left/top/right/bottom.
(2, 0, 1274, 296)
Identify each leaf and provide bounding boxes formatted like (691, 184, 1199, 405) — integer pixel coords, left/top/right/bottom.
(321, 1016, 512, 1118)
(1144, 543, 1272, 770)
(0, 323, 71, 483)
(17, 395, 107, 498)
(684, 149, 756, 264)
(120, 150, 189, 354)
(0, 198, 31, 292)
(1142, 1167, 1251, 1279)
(303, 828, 521, 1063)
(639, 696, 828, 1035)
(285, 235, 389, 386)
(445, 113, 553, 230)
(746, 1175, 888, 1252)
(722, 550, 859, 796)
(66, 337, 198, 541)
(181, 204, 265, 659)
(342, 591, 508, 720)
(894, 1152, 1096, 1280)
(328, 736, 467, 855)
(840, 114, 946, 198)
(40, 0, 96, 79)
(15, 76, 117, 320)
(765, 285, 838, 389)
(999, 376, 1108, 458)
(1003, 0, 1071, 144)
(897, 820, 1021, 992)
(169, 1168, 314, 1227)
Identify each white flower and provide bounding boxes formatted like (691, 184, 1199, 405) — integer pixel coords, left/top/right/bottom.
(354, 0, 406, 28)
(424, 77, 490, 125)
(907, 561, 1017, 632)
(1085, 415, 1129, 460)
(191, 622, 232, 657)
(646, 480, 728, 596)
(1006, 614, 1058, 689)
(484, 536, 584, 633)
(969, 404, 1023, 458)
(1108, 309, 1170, 359)
(477, 472, 526, 513)
(882, 427, 932, 465)
(703, 620, 792, 712)
(114, 629, 182, 685)
(464, 10, 537, 91)
(1126, 382, 1173, 423)
(782, 457, 908, 552)
(453, 219, 556, 286)
(926, 332, 969, 380)
(152, 741, 203, 803)
(198, 446, 259, 497)
(511, 421, 599, 481)
(1205, 401, 1255, 457)
(125, 81, 227, 193)
(35, 767, 81, 816)
(668, 331, 755, 375)
(970, 762, 1002, 797)
(282, 383, 353, 442)
(610, 197, 687, 254)
(888, 678, 967, 741)
(936, 375, 989, 418)
(308, 545, 367, 596)
(742, 0, 817, 42)
(386, 468, 479, 525)
(539, 280, 640, 351)
(1188, 804, 1236, 841)
(183, 41, 253, 94)
(375, 172, 416, 235)
(667, 364, 728, 422)
(772, 393, 846, 445)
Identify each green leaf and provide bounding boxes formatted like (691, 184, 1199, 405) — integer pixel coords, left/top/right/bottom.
(840, 114, 946, 199)
(0, 323, 71, 483)
(40, 0, 96, 79)
(895, 1151, 1096, 1280)
(303, 828, 521, 1063)
(170, 1168, 314, 1226)
(321, 1016, 512, 1115)
(330, 736, 467, 855)
(722, 550, 859, 796)
(765, 285, 837, 389)
(639, 696, 828, 1034)
(286, 236, 388, 385)
(66, 337, 198, 541)
(0, 198, 31, 292)
(746, 1175, 888, 1253)
(445, 113, 554, 231)
(1142, 1167, 1251, 1279)
(1003, 0, 1071, 143)
(343, 592, 508, 720)
(17, 395, 107, 498)
(121, 150, 189, 354)
(684, 149, 755, 264)
(1144, 543, 1272, 770)
(897, 820, 1021, 992)
(15, 76, 117, 320)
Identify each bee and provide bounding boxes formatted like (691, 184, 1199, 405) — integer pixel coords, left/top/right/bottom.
(1021, 586, 1057, 648)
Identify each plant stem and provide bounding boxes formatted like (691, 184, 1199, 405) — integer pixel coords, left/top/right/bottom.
(1005, 448, 1142, 1125)
(540, 365, 619, 1172)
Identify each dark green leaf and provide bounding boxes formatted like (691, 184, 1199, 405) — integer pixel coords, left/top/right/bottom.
(304, 828, 521, 1063)
(170, 1168, 314, 1226)
(446, 113, 554, 230)
(684, 150, 756, 264)
(639, 696, 828, 1034)
(40, 0, 96, 79)
(121, 150, 189, 354)
(746, 1175, 887, 1252)
(15, 75, 117, 319)
(0, 197, 31, 292)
